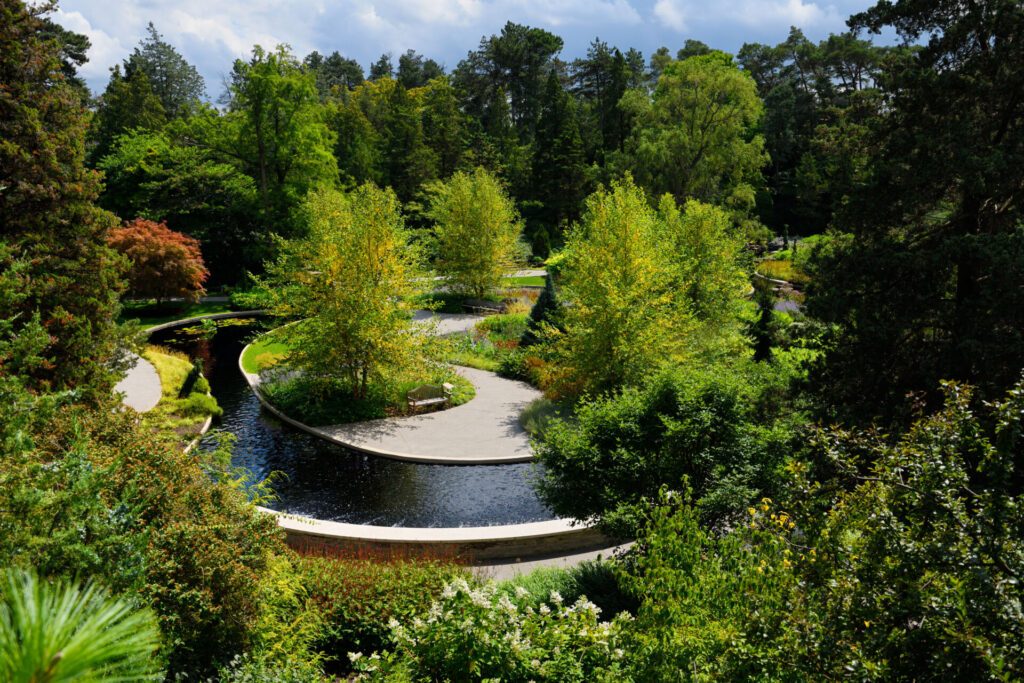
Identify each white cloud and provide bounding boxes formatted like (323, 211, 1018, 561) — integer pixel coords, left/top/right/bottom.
(53, 8, 130, 81)
(653, 0, 687, 31)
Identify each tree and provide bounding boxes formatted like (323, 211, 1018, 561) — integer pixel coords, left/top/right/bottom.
(89, 64, 167, 163)
(555, 177, 692, 393)
(369, 53, 393, 80)
(622, 51, 767, 226)
(0, 0, 127, 397)
(453, 22, 563, 141)
(807, 0, 1024, 425)
(530, 70, 587, 252)
(38, 17, 91, 100)
(183, 45, 337, 236)
(124, 23, 205, 118)
(97, 129, 261, 286)
(397, 49, 443, 89)
(107, 218, 209, 305)
(264, 184, 429, 398)
(0, 569, 162, 682)
(428, 167, 523, 298)
(420, 77, 469, 178)
(304, 50, 363, 98)
(536, 366, 789, 535)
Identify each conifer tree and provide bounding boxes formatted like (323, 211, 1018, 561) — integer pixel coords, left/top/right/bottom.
(0, 0, 127, 397)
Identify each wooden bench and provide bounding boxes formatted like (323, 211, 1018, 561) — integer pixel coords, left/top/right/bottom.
(462, 298, 505, 315)
(407, 383, 454, 410)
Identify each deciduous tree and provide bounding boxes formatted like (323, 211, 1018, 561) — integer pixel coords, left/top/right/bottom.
(428, 168, 522, 298)
(108, 218, 209, 304)
(264, 184, 429, 398)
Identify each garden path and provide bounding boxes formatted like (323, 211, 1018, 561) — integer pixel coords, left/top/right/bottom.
(115, 353, 161, 412)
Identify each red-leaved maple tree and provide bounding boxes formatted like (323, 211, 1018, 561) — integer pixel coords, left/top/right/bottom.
(108, 218, 209, 304)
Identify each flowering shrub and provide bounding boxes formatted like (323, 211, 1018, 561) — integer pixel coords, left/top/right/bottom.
(352, 578, 628, 682)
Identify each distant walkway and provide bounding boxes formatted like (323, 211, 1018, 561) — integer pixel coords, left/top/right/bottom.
(412, 310, 481, 335)
(116, 353, 161, 412)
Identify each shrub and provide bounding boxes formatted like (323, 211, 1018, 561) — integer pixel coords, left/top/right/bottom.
(353, 578, 628, 681)
(535, 364, 794, 536)
(0, 568, 163, 681)
(296, 554, 467, 665)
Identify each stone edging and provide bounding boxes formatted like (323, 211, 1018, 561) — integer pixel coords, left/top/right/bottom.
(145, 309, 266, 333)
(260, 507, 611, 562)
(238, 338, 534, 465)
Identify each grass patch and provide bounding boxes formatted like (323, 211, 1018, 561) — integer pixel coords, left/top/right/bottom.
(141, 345, 221, 445)
(756, 259, 810, 286)
(119, 300, 234, 328)
(519, 397, 573, 437)
(241, 335, 292, 374)
(502, 275, 546, 287)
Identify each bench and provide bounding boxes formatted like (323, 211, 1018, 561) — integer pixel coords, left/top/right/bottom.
(462, 298, 505, 315)
(407, 383, 454, 410)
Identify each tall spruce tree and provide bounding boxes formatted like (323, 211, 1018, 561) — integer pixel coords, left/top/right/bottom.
(807, 0, 1024, 425)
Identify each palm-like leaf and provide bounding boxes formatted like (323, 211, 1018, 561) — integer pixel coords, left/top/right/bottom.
(0, 568, 162, 682)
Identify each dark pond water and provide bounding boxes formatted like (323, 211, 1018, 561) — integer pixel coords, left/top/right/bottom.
(149, 320, 555, 527)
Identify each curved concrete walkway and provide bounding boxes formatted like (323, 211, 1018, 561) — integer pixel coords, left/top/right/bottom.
(116, 353, 161, 412)
(320, 366, 539, 463)
(245, 363, 541, 464)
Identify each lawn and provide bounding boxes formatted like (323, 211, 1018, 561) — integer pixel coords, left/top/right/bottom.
(120, 300, 234, 328)
(502, 275, 546, 287)
(141, 345, 222, 446)
(241, 335, 292, 374)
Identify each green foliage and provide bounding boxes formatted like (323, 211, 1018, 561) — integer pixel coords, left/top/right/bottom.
(806, 0, 1024, 426)
(262, 184, 430, 398)
(621, 51, 767, 229)
(497, 560, 636, 618)
(429, 167, 524, 298)
(619, 493, 807, 681)
(124, 22, 205, 118)
(1, 0, 129, 397)
(0, 568, 163, 682)
(89, 65, 167, 164)
(296, 554, 466, 662)
(555, 178, 748, 395)
(183, 45, 337, 237)
(354, 578, 627, 682)
(521, 274, 561, 346)
(97, 129, 262, 286)
(537, 364, 794, 535)
(259, 369, 473, 426)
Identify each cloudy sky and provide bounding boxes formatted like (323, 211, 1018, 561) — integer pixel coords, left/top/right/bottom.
(53, 0, 881, 96)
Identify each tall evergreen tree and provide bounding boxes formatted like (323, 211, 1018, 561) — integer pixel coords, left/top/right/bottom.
(530, 70, 586, 252)
(124, 23, 205, 118)
(807, 0, 1024, 425)
(89, 65, 167, 163)
(0, 0, 127, 396)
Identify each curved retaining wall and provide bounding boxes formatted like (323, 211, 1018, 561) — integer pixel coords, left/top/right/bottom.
(261, 508, 610, 562)
(145, 309, 266, 334)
